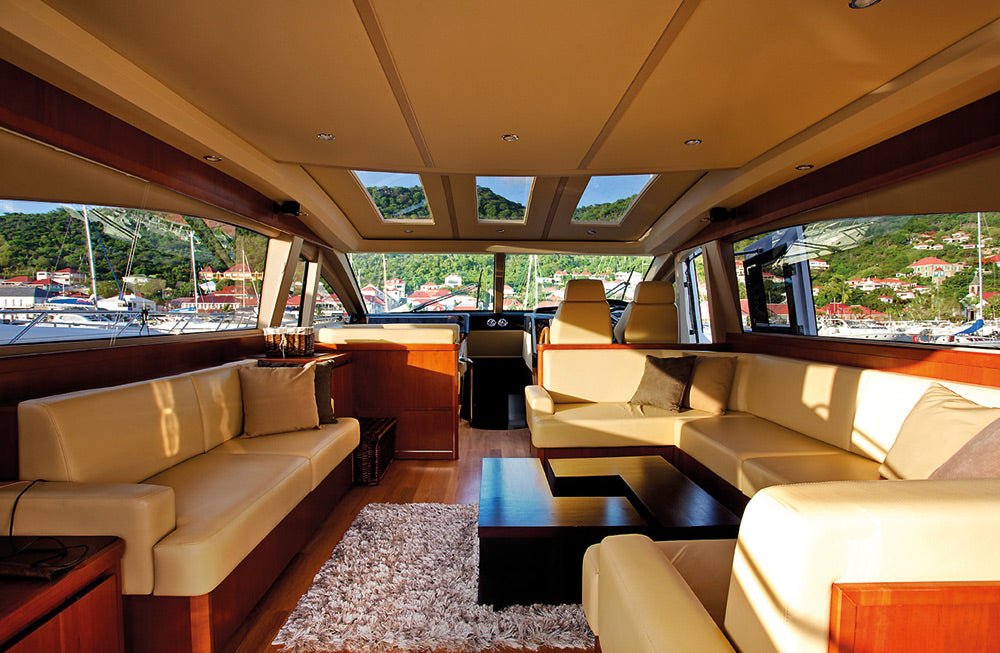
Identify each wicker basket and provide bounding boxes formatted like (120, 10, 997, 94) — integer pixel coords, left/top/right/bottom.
(263, 327, 314, 357)
(354, 417, 396, 485)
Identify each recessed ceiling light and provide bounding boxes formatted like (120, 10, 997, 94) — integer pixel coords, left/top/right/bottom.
(684, 139, 702, 146)
(795, 164, 815, 171)
(404, 229, 414, 234)
(848, 0, 882, 8)
(496, 228, 505, 233)
(500, 134, 519, 142)
(587, 229, 597, 235)
(203, 155, 223, 162)
(316, 133, 336, 141)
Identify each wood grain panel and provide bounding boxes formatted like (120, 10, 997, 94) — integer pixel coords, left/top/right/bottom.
(830, 581, 1000, 653)
(0, 59, 320, 243)
(729, 331, 1000, 388)
(315, 343, 460, 459)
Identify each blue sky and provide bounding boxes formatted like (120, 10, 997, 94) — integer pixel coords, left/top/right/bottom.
(353, 171, 654, 207)
(0, 199, 79, 214)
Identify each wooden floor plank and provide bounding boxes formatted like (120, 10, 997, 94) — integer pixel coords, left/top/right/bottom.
(227, 422, 594, 653)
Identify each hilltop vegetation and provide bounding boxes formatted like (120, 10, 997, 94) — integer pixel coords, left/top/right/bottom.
(0, 207, 265, 299)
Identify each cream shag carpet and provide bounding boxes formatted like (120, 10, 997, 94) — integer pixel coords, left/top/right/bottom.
(273, 503, 594, 652)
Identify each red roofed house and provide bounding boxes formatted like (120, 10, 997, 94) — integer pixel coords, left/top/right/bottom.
(908, 257, 965, 282)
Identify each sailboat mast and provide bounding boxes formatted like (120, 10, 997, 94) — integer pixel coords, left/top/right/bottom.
(978, 211, 985, 321)
(190, 232, 199, 310)
(83, 206, 99, 308)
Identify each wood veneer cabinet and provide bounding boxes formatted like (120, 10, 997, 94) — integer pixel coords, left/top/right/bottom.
(316, 342, 459, 459)
(0, 536, 125, 653)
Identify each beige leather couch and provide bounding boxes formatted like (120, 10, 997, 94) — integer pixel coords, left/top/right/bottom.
(584, 478, 1000, 653)
(526, 348, 1000, 495)
(1, 359, 360, 597)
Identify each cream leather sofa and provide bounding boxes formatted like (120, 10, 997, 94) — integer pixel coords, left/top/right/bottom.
(1, 359, 360, 599)
(584, 478, 1000, 653)
(526, 348, 1000, 496)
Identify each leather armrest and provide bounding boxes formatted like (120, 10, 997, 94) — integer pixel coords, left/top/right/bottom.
(598, 534, 736, 653)
(0, 481, 175, 595)
(525, 385, 555, 415)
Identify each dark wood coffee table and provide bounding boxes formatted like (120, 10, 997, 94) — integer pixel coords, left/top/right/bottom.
(478, 456, 739, 606)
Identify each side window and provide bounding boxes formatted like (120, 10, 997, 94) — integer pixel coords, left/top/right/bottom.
(679, 249, 711, 342)
(738, 226, 816, 335)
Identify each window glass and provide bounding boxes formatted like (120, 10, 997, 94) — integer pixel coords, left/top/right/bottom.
(734, 212, 1000, 347)
(0, 199, 267, 344)
(681, 249, 712, 342)
(283, 256, 307, 326)
(571, 174, 653, 224)
(349, 253, 494, 313)
(504, 254, 652, 311)
(353, 171, 433, 222)
(313, 276, 347, 326)
(476, 177, 531, 222)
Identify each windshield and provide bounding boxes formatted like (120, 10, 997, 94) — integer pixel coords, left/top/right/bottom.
(349, 253, 494, 313)
(504, 254, 652, 311)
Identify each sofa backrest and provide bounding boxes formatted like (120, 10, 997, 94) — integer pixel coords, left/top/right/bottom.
(724, 479, 1000, 653)
(19, 373, 206, 483)
(189, 360, 255, 450)
(18, 360, 255, 483)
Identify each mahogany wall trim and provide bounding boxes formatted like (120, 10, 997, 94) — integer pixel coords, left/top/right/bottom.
(0, 59, 320, 243)
(686, 90, 1000, 247)
(830, 581, 1000, 653)
(729, 331, 1000, 388)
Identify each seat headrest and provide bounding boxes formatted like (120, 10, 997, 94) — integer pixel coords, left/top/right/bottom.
(633, 281, 674, 304)
(563, 279, 608, 302)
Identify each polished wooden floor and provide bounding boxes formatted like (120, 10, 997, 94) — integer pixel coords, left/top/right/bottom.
(229, 422, 595, 653)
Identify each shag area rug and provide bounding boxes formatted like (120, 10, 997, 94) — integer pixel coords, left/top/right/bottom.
(273, 503, 594, 652)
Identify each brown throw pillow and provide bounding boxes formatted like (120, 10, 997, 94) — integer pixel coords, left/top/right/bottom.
(258, 359, 336, 424)
(629, 355, 696, 412)
(880, 383, 1000, 480)
(238, 364, 320, 437)
(683, 356, 737, 415)
(930, 416, 1000, 479)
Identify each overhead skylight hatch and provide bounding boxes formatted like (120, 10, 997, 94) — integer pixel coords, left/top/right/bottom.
(571, 174, 654, 224)
(354, 171, 433, 222)
(476, 176, 532, 223)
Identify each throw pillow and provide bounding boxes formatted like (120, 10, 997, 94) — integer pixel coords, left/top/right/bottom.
(629, 355, 696, 412)
(683, 356, 737, 415)
(238, 364, 320, 437)
(880, 383, 1000, 480)
(258, 359, 336, 423)
(930, 416, 1000, 479)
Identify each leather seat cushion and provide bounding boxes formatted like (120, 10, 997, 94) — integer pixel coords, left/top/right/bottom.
(740, 452, 881, 495)
(219, 418, 360, 489)
(531, 402, 709, 448)
(679, 414, 842, 488)
(146, 450, 311, 596)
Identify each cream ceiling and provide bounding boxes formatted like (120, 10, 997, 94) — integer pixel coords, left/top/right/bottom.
(1, 0, 1000, 255)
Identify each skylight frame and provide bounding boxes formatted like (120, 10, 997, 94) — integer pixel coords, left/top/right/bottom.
(475, 176, 534, 224)
(353, 170, 435, 224)
(570, 174, 655, 225)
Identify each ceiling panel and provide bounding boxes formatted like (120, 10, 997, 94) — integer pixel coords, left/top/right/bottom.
(370, 0, 682, 173)
(42, 0, 425, 169)
(592, 0, 1000, 171)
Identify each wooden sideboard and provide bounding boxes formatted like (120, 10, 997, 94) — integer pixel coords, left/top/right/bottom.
(315, 342, 459, 459)
(0, 536, 125, 652)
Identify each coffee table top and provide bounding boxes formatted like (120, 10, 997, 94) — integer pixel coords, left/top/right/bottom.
(479, 456, 739, 540)
(546, 456, 740, 536)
